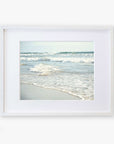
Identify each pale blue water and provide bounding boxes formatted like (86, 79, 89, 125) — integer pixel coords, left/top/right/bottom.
(20, 51, 94, 100)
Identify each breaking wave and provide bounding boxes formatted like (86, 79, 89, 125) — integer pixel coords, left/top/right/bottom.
(30, 64, 60, 76)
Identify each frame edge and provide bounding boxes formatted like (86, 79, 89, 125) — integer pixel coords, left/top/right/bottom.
(0, 25, 113, 116)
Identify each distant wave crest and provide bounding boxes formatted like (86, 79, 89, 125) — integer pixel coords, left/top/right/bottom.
(21, 51, 94, 55)
(21, 57, 94, 63)
(56, 51, 94, 55)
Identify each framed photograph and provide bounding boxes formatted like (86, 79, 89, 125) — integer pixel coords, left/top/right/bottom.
(0, 25, 113, 116)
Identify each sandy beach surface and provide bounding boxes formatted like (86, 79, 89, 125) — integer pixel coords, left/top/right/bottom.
(21, 83, 81, 100)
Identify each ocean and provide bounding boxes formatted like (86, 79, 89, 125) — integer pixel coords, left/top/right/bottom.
(20, 51, 94, 100)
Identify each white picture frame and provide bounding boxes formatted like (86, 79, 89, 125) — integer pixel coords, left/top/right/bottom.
(0, 25, 113, 116)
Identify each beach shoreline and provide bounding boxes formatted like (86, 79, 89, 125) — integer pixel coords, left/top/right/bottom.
(21, 83, 81, 100)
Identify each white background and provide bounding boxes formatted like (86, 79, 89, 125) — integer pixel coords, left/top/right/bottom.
(0, 0, 114, 144)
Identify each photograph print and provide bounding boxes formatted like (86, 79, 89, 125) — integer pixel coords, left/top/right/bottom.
(20, 42, 94, 100)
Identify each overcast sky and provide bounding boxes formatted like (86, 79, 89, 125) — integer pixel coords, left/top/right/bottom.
(20, 41, 94, 53)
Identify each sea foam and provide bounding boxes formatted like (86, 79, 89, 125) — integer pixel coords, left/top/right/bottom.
(30, 64, 60, 76)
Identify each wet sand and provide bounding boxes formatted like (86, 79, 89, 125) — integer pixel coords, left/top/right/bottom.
(21, 83, 81, 100)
